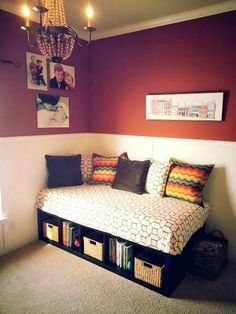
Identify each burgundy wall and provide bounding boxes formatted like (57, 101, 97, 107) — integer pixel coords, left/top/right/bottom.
(1, 10, 236, 141)
(0, 10, 89, 137)
(89, 11, 236, 141)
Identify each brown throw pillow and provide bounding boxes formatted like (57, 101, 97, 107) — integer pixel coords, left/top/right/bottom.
(112, 158, 151, 194)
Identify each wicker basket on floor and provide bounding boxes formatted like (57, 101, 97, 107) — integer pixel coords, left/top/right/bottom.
(190, 229, 228, 280)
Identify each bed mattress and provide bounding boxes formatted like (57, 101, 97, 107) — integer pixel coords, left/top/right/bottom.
(36, 184, 209, 255)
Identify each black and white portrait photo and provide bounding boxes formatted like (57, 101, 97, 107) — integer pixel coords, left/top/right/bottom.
(37, 94, 69, 128)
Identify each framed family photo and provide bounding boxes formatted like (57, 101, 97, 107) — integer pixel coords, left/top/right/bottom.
(26, 52, 47, 91)
(36, 94, 69, 128)
(146, 92, 224, 121)
(49, 62, 75, 91)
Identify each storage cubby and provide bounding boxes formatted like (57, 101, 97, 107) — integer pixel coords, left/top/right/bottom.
(61, 220, 81, 252)
(37, 208, 204, 297)
(134, 250, 165, 288)
(43, 219, 59, 243)
(104, 235, 136, 276)
(38, 211, 60, 244)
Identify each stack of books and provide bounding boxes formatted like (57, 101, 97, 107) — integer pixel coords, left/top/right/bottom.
(109, 238, 133, 271)
(62, 221, 80, 249)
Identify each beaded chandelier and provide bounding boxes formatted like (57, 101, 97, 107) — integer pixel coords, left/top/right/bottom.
(21, 0, 96, 63)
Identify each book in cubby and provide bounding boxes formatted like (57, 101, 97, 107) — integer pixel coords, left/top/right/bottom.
(108, 237, 133, 272)
(62, 221, 80, 250)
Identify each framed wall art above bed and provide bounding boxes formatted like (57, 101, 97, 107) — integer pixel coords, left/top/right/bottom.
(146, 92, 224, 121)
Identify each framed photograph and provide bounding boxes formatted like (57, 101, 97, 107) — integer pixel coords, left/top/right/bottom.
(49, 62, 75, 91)
(37, 94, 69, 128)
(146, 92, 224, 121)
(26, 52, 47, 91)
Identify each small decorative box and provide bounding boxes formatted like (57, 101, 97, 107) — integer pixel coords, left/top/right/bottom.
(84, 232, 104, 262)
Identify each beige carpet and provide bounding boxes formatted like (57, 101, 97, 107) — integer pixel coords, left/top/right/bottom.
(0, 242, 236, 314)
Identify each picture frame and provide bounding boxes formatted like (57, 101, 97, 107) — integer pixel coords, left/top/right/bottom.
(26, 52, 48, 91)
(146, 92, 224, 121)
(49, 62, 75, 91)
(36, 94, 69, 128)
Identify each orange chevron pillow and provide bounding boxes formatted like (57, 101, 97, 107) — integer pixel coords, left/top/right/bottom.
(90, 152, 128, 185)
(165, 158, 214, 205)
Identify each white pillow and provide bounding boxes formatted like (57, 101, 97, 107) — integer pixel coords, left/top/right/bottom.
(145, 161, 170, 196)
(81, 154, 93, 182)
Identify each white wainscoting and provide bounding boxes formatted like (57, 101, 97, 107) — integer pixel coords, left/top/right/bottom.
(0, 132, 235, 261)
(0, 133, 90, 256)
(86, 133, 236, 261)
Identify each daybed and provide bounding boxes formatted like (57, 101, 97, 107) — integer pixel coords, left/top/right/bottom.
(36, 154, 213, 296)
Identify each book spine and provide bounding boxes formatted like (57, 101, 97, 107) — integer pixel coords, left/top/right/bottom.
(109, 238, 112, 263)
(63, 221, 66, 246)
(116, 240, 120, 267)
(120, 243, 123, 268)
(123, 246, 127, 270)
(65, 222, 68, 247)
(125, 246, 128, 270)
(122, 244, 126, 269)
(69, 226, 73, 248)
(112, 239, 116, 264)
(68, 223, 72, 247)
(66, 222, 71, 247)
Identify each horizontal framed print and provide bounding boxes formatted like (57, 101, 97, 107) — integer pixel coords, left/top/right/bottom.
(37, 94, 69, 128)
(146, 92, 224, 121)
(26, 52, 47, 91)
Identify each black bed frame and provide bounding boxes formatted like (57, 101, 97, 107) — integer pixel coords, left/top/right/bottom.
(37, 208, 204, 297)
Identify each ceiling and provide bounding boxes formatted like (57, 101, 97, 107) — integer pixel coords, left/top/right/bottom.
(1, 0, 236, 39)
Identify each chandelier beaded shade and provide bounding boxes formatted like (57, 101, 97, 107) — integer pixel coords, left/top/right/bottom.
(21, 0, 96, 63)
(42, 0, 67, 26)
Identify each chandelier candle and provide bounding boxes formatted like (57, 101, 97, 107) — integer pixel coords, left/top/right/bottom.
(22, 5, 30, 28)
(86, 5, 94, 28)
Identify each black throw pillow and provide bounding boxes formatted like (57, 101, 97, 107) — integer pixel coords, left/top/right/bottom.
(112, 157, 151, 194)
(45, 154, 83, 188)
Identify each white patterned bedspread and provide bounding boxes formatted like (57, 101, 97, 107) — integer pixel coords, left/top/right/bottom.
(36, 184, 209, 255)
